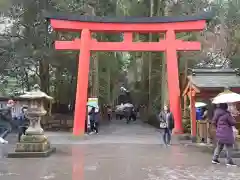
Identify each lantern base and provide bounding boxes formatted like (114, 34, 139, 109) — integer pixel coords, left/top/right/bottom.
(7, 134, 56, 158)
(7, 147, 56, 158)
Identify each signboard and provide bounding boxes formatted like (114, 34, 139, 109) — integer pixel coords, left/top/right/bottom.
(87, 98, 98, 108)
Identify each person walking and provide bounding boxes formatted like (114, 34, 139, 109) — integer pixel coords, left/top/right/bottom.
(212, 103, 237, 166)
(131, 107, 137, 121)
(158, 105, 174, 146)
(17, 106, 29, 142)
(88, 107, 100, 134)
(124, 106, 133, 124)
(107, 106, 112, 121)
(89, 107, 95, 134)
(94, 107, 100, 134)
(0, 100, 14, 144)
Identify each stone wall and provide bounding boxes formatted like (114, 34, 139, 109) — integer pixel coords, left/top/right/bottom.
(41, 114, 73, 131)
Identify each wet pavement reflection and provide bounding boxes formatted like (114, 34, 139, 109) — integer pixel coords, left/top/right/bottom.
(0, 121, 240, 180)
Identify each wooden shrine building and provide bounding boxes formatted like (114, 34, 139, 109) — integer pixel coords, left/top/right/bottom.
(182, 68, 240, 141)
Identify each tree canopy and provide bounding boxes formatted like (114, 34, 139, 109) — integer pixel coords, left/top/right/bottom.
(0, 0, 240, 114)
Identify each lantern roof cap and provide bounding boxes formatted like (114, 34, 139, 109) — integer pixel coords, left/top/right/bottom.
(19, 84, 53, 100)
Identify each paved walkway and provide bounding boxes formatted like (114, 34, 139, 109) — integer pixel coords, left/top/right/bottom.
(1, 120, 240, 180)
(47, 120, 163, 145)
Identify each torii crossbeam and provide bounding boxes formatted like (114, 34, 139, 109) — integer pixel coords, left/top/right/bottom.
(44, 11, 212, 137)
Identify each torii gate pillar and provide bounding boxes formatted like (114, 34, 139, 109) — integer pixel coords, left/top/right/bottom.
(165, 30, 182, 134)
(74, 29, 91, 135)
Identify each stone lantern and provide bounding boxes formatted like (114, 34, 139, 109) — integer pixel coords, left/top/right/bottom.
(8, 84, 55, 158)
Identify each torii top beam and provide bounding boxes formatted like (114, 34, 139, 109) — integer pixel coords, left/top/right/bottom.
(43, 11, 213, 32)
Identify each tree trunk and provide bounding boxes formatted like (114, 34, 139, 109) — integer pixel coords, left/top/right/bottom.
(24, 70, 30, 91)
(160, 0, 169, 107)
(55, 68, 61, 102)
(69, 74, 75, 109)
(148, 0, 154, 112)
(92, 52, 99, 97)
(39, 0, 50, 94)
(107, 66, 111, 104)
(39, 59, 49, 94)
(39, 59, 50, 114)
(161, 54, 168, 106)
(182, 57, 189, 91)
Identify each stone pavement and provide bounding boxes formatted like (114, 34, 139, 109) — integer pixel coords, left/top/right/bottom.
(1, 120, 240, 180)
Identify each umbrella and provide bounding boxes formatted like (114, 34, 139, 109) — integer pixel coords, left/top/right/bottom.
(123, 103, 134, 108)
(212, 90, 240, 104)
(87, 101, 98, 108)
(115, 104, 125, 112)
(189, 102, 207, 108)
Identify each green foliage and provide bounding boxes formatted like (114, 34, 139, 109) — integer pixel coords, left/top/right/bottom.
(182, 118, 191, 133)
(0, 0, 240, 115)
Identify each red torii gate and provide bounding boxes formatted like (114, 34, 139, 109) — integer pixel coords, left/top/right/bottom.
(44, 11, 212, 136)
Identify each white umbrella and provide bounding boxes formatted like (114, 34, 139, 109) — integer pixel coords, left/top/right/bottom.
(115, 104, 125, 111)
(189, 102, 207, 108)
(212, 90, 240, 104)
(123, 103, 134, 108)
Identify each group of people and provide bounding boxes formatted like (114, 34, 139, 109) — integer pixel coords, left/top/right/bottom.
(114, 104, 137, 124)
(0, 100, 29, 144)
(86, 103, 138, 135)
(158, 103, 238, 166)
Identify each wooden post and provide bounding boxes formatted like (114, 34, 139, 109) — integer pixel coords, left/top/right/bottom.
(183, 94, 187, 117)
(188, 89, 196, 142)
(49, 100, 52, 116)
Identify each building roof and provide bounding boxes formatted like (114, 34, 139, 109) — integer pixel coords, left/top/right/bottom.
(43, 10, 213, 24)
(187, 68, 240, 88)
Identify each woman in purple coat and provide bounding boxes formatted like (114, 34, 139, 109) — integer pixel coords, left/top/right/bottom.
(212, 103, 237, 166)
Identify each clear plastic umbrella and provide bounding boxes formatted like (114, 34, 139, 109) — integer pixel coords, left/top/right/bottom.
(212, 90, 240, 104)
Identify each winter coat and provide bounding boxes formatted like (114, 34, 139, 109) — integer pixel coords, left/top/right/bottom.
(158, 111, 174, 130)
(123, 107, 133, 117)
(17, 113, 29, 127)
(212, 108, 236, 145)
(88, 109, 100, 123)
(0, 108, 12, 128)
